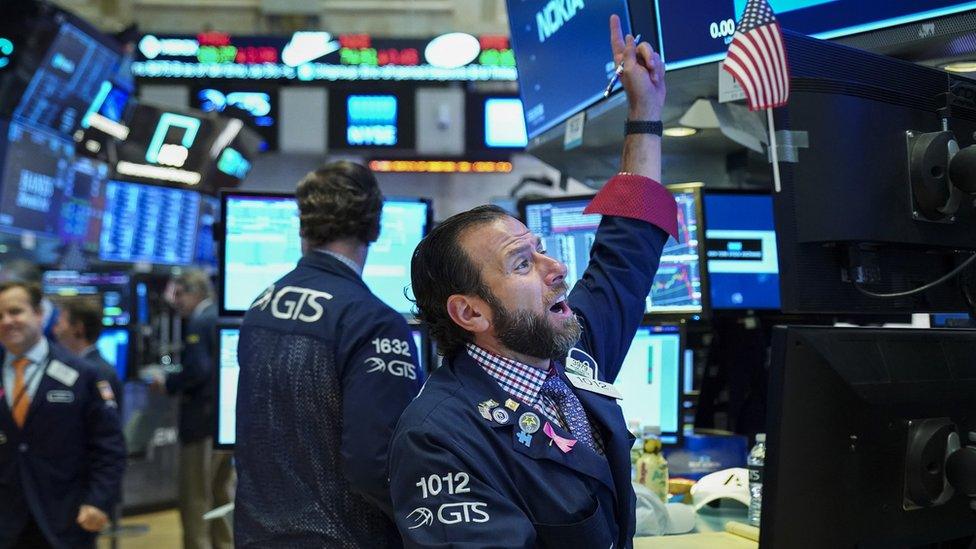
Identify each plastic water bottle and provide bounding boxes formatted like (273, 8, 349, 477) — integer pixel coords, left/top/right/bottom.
(747, 433, 766, 527)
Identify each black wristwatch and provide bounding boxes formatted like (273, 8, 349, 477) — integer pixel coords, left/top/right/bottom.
(624, 120, 663, 137)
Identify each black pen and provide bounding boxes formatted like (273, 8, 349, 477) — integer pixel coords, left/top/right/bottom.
(603, 34, 642, 98)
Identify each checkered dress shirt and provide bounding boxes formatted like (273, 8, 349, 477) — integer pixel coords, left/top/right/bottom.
(466, 343, 604, 453)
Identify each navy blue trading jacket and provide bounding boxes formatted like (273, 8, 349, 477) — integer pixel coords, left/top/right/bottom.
(235, 251, 424, 548)
(166, 301, 218, 443)
(389, 183, 675, 548)
(0, 340, 125, 549)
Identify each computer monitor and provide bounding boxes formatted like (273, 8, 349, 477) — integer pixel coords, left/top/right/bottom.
(703, 191, 780, 310)
(772, 31, 976, 314)
(193, 86, 277, 152)
(195, 195, 219, 267)
(219, 191, 431, 316)
(762, 326, 976, 548)
(328, 90, 416, 150)
(655, 0, 976, 70)
(215, 324, 240, 449)
(521, 184, 706, 316)
(95, 327, 130, 380)
(99, 179, 201, 265)
(42, 270, 132, 327)
(504, 0, 637, 139)
(4, 17, 121, 136)
(466, 94, 528, 151)
(216, 323, 427, 449)
(613, 323, 684, 445)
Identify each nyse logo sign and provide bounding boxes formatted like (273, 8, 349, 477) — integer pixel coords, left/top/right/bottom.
(146, 112, 200, 168)
(365, 357, 417, 380)
(407, 502, 489, 529)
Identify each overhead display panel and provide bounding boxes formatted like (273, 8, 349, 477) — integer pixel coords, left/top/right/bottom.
(99, 179, 201, 265)
(656, 0, 976, 70)
(505, 0, 633, 139)
(15, 22, 118, 134)
(132, 31, 516, 82)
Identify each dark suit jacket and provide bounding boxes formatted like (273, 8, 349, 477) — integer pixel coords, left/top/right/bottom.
(82, 346, 123, 412)
(166, 302, 217, 442)
(0, 340, 125, 549)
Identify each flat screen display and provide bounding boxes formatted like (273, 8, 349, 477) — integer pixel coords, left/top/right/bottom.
(99, 180, 201, 265)
(703, 192, 780, 309)
(96, 327, 129, 380)
(42, 270, 132, 326)
(485, 98, 528, 148)
(0, 121, 72, 235)
(613, 324, 683, 444)
(195, 195, 219, 266)
(505, 0, 632, 138)
(12, 21, 120, 135)
(216, 326, 239, 447)
(221, 193, 430, 315)
(523, 187, 704, 314)
(655, 0, 976, 70)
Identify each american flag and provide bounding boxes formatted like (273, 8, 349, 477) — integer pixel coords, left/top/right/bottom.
(722, 0, 790, 111)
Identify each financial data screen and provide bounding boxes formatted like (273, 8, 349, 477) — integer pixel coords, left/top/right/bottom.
(613, 325, 682, 442)
(96, 328, 129, 380)
(222, 194, 428, 315)
(13, 21, 120, 135)
(506, 0, 632, 138)
(484, 98, 528, 148)
(217, 327, 240, 447)
(42, 270, 132, 326)
(0, 122, 107, 248)
(703, 193, 780, 309)
(524, 191, 703, 314)
(222, 195, 302, 313)
(99, 180, 201, 265)
(656, 0, 976, 70)
(194, 87, 276, 151)
(195, 196, 220, 266)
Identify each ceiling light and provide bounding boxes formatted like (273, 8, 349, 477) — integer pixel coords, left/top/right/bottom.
(663, 126, 698, 137)
(679, 98, 720, 129)
(942, 61, 976, 73)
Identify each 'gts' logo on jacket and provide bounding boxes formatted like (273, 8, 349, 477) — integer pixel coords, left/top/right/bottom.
(252, 284, 334, 322)
(365, 357, 417, 380)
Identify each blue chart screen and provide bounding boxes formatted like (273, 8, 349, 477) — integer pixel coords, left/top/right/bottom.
(613, 325, 681, 441)
(222, 196, 428, 315)
(217, 327, 240, 446)
(704, 193, 780, 309)
(0, 122, 74, 236)
(96, 328, 129, 380)
(525, 192, 703, 315)
(656, 0, 976, 70)
(99, 180, 200, 265)
(14, 22, 119, 135)
(195, 196, 219, 266)
(506, 0, 631, 138)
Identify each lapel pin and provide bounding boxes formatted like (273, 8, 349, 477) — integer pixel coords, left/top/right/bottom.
(518, 412, 540, 434)
(517, 430, 532, 447)
(491, 408, 510, 424)
(504, 398, 520, 412)
(543, 422, 577, 454)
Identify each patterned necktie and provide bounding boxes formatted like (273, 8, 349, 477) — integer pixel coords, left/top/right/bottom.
(12, 357, 31, 428)
(539, 370, 600, 454)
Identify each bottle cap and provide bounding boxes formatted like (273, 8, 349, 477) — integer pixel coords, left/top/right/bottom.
(755, 433, 766, 442)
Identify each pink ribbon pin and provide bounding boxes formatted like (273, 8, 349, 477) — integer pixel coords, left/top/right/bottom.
(543, 422, 577, 453)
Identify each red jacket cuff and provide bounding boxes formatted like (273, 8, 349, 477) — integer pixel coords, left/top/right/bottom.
(583, 173, 679, 240)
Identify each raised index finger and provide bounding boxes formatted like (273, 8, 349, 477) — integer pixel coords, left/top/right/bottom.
(609, 14, 625, 63)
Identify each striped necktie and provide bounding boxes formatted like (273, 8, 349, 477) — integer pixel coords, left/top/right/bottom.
(12, 357, 31, 428)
